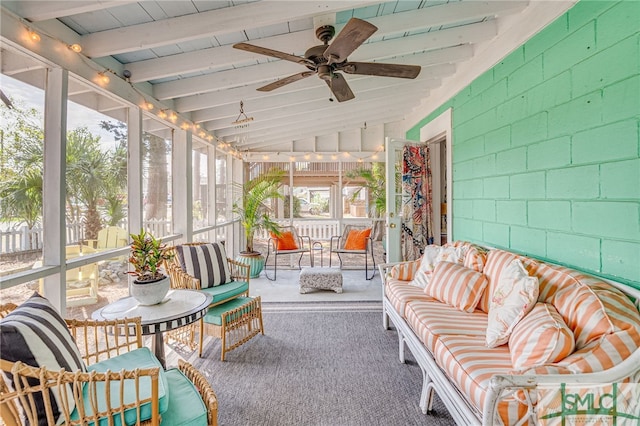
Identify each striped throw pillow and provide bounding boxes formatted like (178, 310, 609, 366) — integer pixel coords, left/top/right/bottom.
(389, 259, 421, 281)
(509, 303, 575, 370)
(424, 262, 488, 312)
(177, 243, 232, 288)
(0, 292, 87, 424)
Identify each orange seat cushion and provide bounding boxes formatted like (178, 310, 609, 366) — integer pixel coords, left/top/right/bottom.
(344, 228, 371, 250)
(271, 231, 298, 250)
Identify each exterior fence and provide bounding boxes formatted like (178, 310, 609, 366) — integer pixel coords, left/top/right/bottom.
(0, 219, 172, 254)
(2, 218, 382, 255)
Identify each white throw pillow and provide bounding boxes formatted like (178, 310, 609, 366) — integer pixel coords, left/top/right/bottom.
(410, 245, 442, 288)
(486, 258, 539, 348)
(410, 245, 466, 288)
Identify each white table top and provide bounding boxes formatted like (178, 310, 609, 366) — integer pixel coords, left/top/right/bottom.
(92, 289, 212, 335)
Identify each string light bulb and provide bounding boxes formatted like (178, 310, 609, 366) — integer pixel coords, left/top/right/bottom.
(28, 30, 41, 42)
(181, 122, 190, 130)
(68, 43, 82, 53)
(97, 71, 110, 85)
(157, 110, 167, 119)
(145, 101, 154, 110)
(169, 112, 178, 122)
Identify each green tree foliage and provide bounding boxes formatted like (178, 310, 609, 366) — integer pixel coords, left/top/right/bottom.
(0, 101, 44, 229)
(233, 168, 285, 253)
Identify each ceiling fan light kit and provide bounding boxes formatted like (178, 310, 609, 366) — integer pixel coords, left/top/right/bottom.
(233, 18, 421, 102)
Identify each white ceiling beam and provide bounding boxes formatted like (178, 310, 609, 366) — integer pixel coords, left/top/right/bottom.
(197, 69, 447, 126)
(227, 98, 418, 147)
(177, 45, 471, 113)
(207, 79, 440, 134)
(81, 1, 378, 57)
(154, 21, 495, 100)
(2, 1, 138, 22)
(213, 85, 430, 138)
(126, 1, 523, 83)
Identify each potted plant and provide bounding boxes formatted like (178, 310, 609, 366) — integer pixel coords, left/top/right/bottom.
(128, 229, 174, 305)
(233, 168, 285, 277)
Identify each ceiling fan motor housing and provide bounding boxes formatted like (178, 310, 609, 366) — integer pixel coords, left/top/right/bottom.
(315, 25, 335, 43)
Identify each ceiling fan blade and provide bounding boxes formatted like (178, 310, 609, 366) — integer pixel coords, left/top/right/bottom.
(325, 73, 355, 102)
(339, 62, 421, 79)
(323, 18, 377, 65)
(234, 42, 313, 66)
(257, 72, 315, 92)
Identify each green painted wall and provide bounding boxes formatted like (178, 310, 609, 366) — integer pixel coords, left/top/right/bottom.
(407, 0, 640, 288)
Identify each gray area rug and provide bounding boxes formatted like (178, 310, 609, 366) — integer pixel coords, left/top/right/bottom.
(185, 308, 455, 426)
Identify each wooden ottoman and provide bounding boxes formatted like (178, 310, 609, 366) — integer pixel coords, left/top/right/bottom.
(299, 267, 343, 294)
(199, 296, 264, 361)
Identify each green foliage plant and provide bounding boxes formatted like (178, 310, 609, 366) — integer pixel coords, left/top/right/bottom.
(233, 168, 285, 253)
(128, 229, 174, 283)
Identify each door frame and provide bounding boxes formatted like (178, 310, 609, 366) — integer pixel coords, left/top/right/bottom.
(419, 108, 453, 243)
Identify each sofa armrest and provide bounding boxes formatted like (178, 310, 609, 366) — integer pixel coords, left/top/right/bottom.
(482, 348, 640, 425)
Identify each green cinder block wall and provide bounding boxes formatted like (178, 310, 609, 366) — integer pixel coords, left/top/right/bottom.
(407, 0, 640, 288)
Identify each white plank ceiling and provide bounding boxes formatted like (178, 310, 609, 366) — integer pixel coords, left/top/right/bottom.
(1, 0, 573, 156)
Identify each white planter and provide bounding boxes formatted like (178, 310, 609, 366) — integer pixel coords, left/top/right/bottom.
(130, 276, 170, 305)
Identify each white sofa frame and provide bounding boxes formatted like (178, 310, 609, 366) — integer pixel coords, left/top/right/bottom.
(379, 261, 640, 426)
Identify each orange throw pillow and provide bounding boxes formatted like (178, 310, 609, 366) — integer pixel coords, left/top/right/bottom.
(270, 231, 298, 250)
(344, 228, 371, 250)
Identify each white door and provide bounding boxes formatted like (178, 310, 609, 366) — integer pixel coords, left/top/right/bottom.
(384, 137, 414, 263)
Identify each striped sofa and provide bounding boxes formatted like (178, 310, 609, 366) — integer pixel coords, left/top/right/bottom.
(380, 242, 640, 425)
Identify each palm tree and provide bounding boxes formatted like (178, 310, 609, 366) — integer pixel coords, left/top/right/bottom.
(346, 162, 386, 239)
(233, 168, 285, 253)
(66, 127, 109, 240)
(0, 101, 44, 236)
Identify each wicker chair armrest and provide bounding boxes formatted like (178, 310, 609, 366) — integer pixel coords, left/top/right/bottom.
(227, 258, 250, 283)
(178, 360, 218, 426)
(0, 360, 161, 426)
(167, 263, 202, 290)
(65, 317, 143, 365)
(0, 303, 18, 319)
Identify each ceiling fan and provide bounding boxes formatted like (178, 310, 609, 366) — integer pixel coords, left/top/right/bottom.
(233, 18, 421, 102)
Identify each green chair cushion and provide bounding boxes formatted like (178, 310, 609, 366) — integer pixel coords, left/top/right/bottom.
(200, 280, 248, 304)
(204, 296, 254, 326)
(71, 347, 168, 426)
(158, 368, 208, 426)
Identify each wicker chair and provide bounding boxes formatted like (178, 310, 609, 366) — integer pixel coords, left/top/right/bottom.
(164, 242, 250, 350)
(329, 224, 376, 280)
(264, 225, 313, 280)
(0, 303, 218, 426)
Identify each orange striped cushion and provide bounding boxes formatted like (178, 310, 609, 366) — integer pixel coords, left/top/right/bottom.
(509, 303, 575, 370)
(486, 258, 539, 348)
(557, 287, 640, 373)
(405, 300, 488, 352)
(434, 335, 512, 412)
(384, 280, 433, 317)
(464, 245, 488, 272)
(389, 259, 421, 281)
(425, 262, 488, 313)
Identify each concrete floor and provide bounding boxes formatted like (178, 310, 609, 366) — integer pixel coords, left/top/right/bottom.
(249, 268, 383, 304)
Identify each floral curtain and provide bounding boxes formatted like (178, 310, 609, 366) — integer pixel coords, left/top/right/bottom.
(401, 145, 433, 261)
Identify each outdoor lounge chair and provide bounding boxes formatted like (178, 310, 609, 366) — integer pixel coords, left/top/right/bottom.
(329, 224, 376, 280)
(264, 226, 313, 280)
(0, 295, 218, 426)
